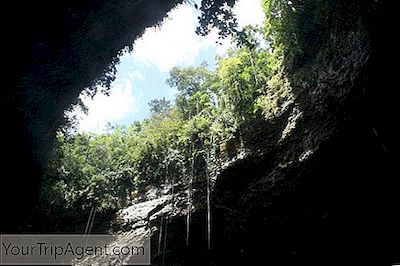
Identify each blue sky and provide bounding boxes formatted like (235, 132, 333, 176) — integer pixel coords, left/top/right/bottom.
(72, 0, 265, 132)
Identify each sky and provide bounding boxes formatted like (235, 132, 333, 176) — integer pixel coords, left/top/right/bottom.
(71, 0, 265, 133)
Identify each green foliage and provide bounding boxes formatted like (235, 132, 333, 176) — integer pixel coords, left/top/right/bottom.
(149, 97, 171, 116)
(254, 52, 293, 119)
(217, 48, 266, 122)
(196, 0, 238, 39)
(263, 0, 335, 65)
(43, 131, 136, 212)
(167, 64, 213, 119)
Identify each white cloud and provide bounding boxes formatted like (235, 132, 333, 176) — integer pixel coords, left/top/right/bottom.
(125, 70, 145, 82)
(130, 0, 265, 72)
(234, 0, 265, 28)
(131, 4, 204, 72)
(72, 80, 138, 132)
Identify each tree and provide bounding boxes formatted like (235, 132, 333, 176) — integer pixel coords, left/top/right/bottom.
(149, 97, 171, 116)
(196, 0, 238, 40)
(167, 64, 213, 119)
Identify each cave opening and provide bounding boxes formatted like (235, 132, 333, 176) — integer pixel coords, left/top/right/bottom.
(34, 0, 266, 236)
(2, 0, 398, 264)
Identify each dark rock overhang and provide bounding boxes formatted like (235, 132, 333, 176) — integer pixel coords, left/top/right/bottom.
(1, 0, 185, 232)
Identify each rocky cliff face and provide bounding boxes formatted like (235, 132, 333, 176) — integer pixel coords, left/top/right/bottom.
(108, 2, 398, 264)
(208, 29, 397, 264)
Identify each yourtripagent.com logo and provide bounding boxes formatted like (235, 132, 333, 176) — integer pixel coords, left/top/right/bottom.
(0, 235, 150, 265)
